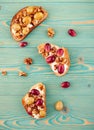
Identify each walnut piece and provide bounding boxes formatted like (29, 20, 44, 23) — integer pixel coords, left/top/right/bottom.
(55, 57, 61, 63)
(32, 109, 39, 115)
(2, 71, 7, 76)
(19, 71, 27, 76)
(24, 58, 33, 65)
(39, 84, 43, 90)
(47, 28, 55, 38)
(55, 57, 64, 63)
(51, 47, 56, 53)
(42, 52, 49, 57)
(54, 65, 58, 70)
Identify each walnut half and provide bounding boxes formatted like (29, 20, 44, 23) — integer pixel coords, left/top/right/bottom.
(24, 58, 33, 65)
(47, 28, 55, 38)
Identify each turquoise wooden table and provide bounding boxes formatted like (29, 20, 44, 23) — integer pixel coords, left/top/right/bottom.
(0, 0, 94, 130)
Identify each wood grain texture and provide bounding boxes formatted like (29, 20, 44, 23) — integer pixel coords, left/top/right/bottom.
(0, 0, 94, 3)
(0, 0, 94, 130)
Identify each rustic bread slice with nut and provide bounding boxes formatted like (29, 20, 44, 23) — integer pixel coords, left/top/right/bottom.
(38, 43, 70, 76)
(10, 6, 48, 41)
(22, 83, 46, 119)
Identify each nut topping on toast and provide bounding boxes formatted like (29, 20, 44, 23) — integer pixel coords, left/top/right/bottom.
(22, 83, 46, 119)
(10, 6, 48, 41)
(38, 43, 70, 76)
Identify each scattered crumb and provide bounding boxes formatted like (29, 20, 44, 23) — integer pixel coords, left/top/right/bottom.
(19, 71, 27, 76)
(2, 71, 7, 76)
(47, 28, 55, 38)
(24, 58, 33, 65)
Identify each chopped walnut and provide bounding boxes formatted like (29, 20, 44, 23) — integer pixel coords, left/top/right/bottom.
(37, 8, 41, 12)
(51, 47, 56, 53)
(2, 71, 7, 76)
(19, 17, 22, 22)
(39, 84, 43, 90)
(56, 57, 64, 63)
(33, 8, 38, 14)
(14, 18, 19, 23)
(54, 65, 58, 70)
(47, 28, 55, 38)
(60, 57, 64, 62)
(24, 58, 33, 65)
(19, 71, 27, 76)
(39, 47, 45, 54)
(55, 57, 61, 63)
(42, 52, 49, 57)
(32, 19, 38, 26)
(23, 10, 27, 17)
(32, 109, 39, 115)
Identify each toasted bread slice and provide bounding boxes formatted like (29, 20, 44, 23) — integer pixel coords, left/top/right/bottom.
(22, 83, 46, 119)
(10, 6, 48, 41)
(38, 43, 70, 76)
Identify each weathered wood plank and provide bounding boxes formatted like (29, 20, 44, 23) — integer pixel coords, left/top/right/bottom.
(0, 3, 94, 21)
(0, 76, 94, 96)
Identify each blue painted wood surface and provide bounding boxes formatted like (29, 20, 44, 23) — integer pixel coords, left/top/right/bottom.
(0, 0, 94, 130)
